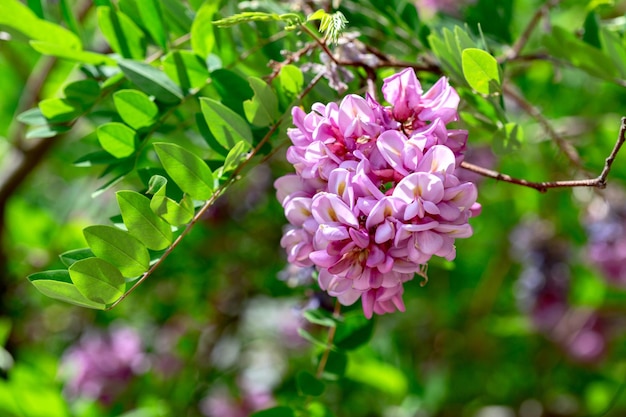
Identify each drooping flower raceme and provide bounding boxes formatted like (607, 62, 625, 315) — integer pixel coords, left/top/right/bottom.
(275, 68, 480, 318)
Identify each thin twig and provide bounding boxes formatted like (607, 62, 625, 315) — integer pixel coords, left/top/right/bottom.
(107, 120, 284, 309)
(316, 301, 342, 379)
(460, 117, 626, 192)
(502, 83, 588, 173)
(502, 0, 561, 62)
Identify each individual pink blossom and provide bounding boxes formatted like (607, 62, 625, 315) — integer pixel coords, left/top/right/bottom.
(276, 68, 480, 318)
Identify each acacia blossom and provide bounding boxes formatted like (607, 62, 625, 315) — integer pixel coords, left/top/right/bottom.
(276, 68, 480, 318)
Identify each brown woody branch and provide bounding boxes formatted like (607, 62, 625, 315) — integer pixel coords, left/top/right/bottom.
(461, 117, 626, 193)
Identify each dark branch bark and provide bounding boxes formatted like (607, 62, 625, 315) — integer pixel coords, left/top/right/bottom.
(461, 117, 626, 192)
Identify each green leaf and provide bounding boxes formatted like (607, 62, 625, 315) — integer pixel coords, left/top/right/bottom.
(334, 311, 374, 350)
(64, 79, 101, 107)
(222, 140, 250, 174)
(154, 143, 214, 200)
(200, 98, 253, 150)
(243, 76, 279, 126)
(461, 48, 501, 95)
(38, 98, 82, 123)
(250, 406, 295, 417)
(113, 89, 159, 130)
(297, 328, 328, 349)
(29, 41, 116, 65)
(116, 191, 173, 250)
(274, 64, 303, 108)
(83, 225, 150, 277)
(319, 350, 347, 380)
(210, 69, 253, 114)
(493, 122, 523, 155)
(303, 308, 336, 328)
(543, 26, 619, 80)
(583, 11, 601, 48)
(97, 122, 137, 158)
(17, 108, 47, 126)
(163, 50, 210, 91)
(190, 1, 218, 58)
(148, 175, 195, 226)
(345, 355, 408, 397)
(74, 150, 119, 167)
(68, 258, 125, 304)
(138, 0, 167, 49)
(59, 248, 95, 267)
(27, 270, 106, 309)
(0, 318, 11, 347)
(25, 124, 71, 139)
(297, 370, 325, 397)
(119, 59, 183, 104)
(600, 27, 626, 78)
(97, 6, 146, 59)
(59, 0, 80, 35)
(0, 0, 81, 49)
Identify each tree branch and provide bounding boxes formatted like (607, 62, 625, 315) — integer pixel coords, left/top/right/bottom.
(461, 117, 626, 192)
(502, 83, 588, 174)
(501, 0, 561, 62)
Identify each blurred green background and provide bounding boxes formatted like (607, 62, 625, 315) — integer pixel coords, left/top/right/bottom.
(3, 0, 626, 416)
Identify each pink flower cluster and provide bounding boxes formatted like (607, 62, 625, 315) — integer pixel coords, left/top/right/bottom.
(275, 68, 480, 318)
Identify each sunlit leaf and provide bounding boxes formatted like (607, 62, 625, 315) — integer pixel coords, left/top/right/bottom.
(138, 0, 167, 49)
(116, 190, 173, 250)
(83, 225, 150, 277)
(222, 140, 251, 174)
(190, 1, 218, 58)
(163, 50, 210, 91)
(154, 143, 214, 200)
(461, 48, 501, 95)
(148, 175, 195, 226)
(243, 76, 279, 126)
(274, 64, 303, 109)
(68, 258, 125, 304)
(97, 122, 137, 158)
(200, 98, 253, 150)
(27, 270, 107, 309)
(0, 0, 81, 49)
(38, 98, 82, 123)
(113, 89, 159, 130)
(29, 41, 116, 65)
(59, 248, 95, 267)
(97, 6, 146, 59)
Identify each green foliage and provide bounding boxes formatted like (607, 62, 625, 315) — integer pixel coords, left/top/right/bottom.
(83, 225, 150, 277)
(200, 97, 254, 149)
(116, 191, 173, 251)
(113, 90, 159, 130)
(4, 1, 626, 416)
(118, 59, 183, 104)
(68, 258, 125, 304)
(97, 122, 137, 158)
(153, 143, 215, 200)
(28, 270, 107, 309)
(461, 48, 501, 95)
(297, 370, 326, 396)
(244, 76, 280, 126)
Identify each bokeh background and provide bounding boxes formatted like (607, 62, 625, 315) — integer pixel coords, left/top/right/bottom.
(3, 0, 626, 416)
